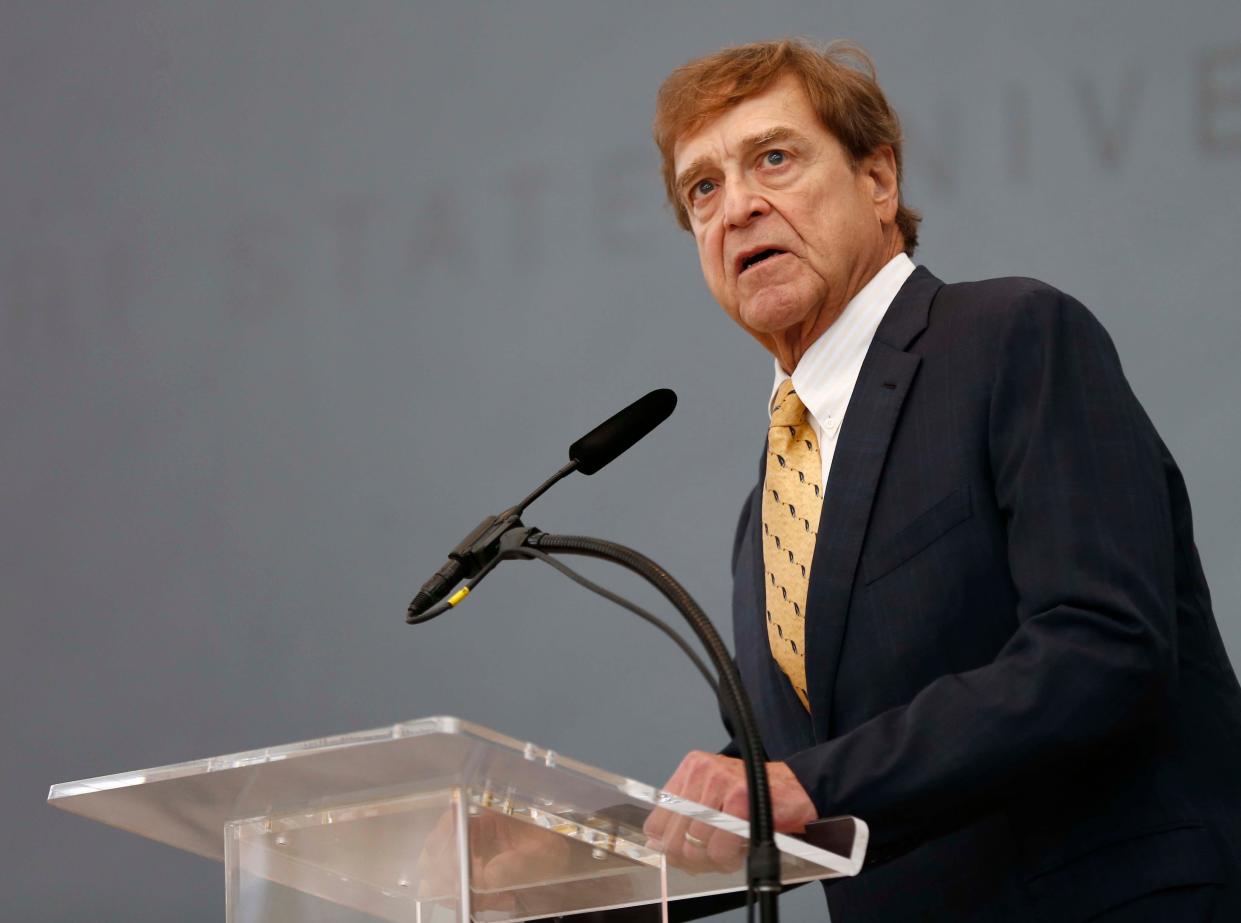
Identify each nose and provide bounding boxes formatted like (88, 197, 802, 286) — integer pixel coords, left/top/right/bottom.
(723, 174, 770, 229)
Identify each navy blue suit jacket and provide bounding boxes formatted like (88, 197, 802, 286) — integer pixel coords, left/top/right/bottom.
(727, 268, 1241, 921)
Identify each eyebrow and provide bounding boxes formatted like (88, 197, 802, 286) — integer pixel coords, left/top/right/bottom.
(674, 126, 806, 197)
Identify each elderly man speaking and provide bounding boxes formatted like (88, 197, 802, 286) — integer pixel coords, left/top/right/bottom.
(643, 39, 1241, 922)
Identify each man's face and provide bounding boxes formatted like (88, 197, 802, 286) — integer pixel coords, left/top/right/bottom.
(672, 75, 899, 367)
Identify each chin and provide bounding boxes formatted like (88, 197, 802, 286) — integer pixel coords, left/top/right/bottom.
(738, 290, 812, 336)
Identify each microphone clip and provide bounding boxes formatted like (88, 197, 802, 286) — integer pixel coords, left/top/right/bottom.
(449, 508, 521, 575)
(450, 510, 540, 577)
(407, 508, 540, 622)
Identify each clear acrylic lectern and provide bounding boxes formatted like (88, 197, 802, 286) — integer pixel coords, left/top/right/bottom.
(49, 716, 865, 922)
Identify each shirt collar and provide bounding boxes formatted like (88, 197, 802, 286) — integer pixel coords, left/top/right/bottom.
(769, 252, 917, 426)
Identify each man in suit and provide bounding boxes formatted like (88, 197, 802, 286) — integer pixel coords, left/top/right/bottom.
(643, 39, 1241, 921)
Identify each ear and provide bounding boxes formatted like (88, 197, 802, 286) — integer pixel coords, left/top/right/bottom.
(863, 145, 900, 225)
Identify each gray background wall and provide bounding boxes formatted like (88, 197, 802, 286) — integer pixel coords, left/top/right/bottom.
(3, 2, 1239, 920)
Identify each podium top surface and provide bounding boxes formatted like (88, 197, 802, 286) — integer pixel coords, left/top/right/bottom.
(49, 715, 866, 914)
(49, 716, 859, 866)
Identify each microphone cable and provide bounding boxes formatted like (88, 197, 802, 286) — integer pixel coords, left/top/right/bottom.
(499, 545, 720, 698)
(408, 537, 720, 697)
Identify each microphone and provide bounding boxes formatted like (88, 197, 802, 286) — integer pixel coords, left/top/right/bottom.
(404, 385, 790, 918)
(407, 389, 678, 618)
(569, 388, 677, 475)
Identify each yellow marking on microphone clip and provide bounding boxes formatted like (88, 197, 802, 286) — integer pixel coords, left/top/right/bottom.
(447, 587, 471, 607)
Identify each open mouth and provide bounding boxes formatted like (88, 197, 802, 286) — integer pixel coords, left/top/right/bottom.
(740, 249, 786, 274)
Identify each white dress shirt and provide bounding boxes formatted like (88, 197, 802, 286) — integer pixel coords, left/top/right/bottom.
(769, 252, 917, 487)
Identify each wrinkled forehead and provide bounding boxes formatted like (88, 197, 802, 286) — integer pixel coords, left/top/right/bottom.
(672, 75, 818, 173)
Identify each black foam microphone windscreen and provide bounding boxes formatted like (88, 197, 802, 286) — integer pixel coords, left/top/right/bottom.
(569, 389, 677, 475)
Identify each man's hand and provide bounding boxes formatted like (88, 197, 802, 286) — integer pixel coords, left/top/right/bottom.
(642, 751, 818, 873)
(417, 807, 634, 914)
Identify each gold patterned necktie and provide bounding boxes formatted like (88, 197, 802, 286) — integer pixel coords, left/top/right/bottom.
(763, 380, 823, 712)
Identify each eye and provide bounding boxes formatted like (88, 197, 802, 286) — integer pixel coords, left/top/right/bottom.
(693, 178, 716, 200)
(763, 150, 787, 167)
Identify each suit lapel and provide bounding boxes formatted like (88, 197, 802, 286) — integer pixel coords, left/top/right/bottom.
(805, 267, 943, 742)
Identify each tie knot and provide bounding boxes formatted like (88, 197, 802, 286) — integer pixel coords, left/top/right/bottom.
(770, 380, 808, 428)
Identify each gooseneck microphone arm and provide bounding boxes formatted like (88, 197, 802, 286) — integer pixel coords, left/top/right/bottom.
(513, 460, 579, 512)
(521, 531, 783, 918)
